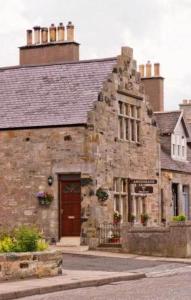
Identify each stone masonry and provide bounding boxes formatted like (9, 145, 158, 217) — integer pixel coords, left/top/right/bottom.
(0, 47, 160, 241)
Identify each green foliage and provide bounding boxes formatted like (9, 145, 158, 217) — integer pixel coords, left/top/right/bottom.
(141, 213, 149, 221)
(13, 226, 40, 252)
(0, 237, 15, 252)
(37, 239, 49, 251)
(172, 215, 186, 222)
(96, 188, 109, 201)
(0, 226, 49, 253)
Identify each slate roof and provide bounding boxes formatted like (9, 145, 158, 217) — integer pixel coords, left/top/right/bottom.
(161, 149, 191, 173)
(154, 111, 181, 134)
(0, 58, 116, 129)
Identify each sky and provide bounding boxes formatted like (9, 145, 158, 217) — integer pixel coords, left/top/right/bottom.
(0, 0, 191, 110)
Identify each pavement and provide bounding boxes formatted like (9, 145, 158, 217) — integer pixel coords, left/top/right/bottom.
(0, 270, 145, 300)
(1, 248, 191, 300)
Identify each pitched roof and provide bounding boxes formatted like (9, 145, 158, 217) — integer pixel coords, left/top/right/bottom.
(0, 58, 116, 129)
(154, 111, 181, 134)
(161, 148, 191, 173)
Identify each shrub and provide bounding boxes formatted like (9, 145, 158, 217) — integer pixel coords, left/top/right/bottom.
(0, 237, 15, 252)
(13, 226, 40, 252)
(37, 239, 49, 251)
(0, 226, 48, 253)
(172, 215, 186, 222)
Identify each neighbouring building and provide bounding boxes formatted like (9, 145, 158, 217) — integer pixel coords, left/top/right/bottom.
(0, 22, 162, 243)
(154, 110, 191, 222)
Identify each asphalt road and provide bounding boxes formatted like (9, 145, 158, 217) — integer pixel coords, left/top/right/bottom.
(20, 273, 191, 300)
(61, 253, 173, 272)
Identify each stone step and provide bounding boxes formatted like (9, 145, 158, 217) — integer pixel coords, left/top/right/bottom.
(57, 237, 81, 247)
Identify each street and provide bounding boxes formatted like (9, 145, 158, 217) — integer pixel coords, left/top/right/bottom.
(20, 273, 191, 300)
(16, 253, 191, 299)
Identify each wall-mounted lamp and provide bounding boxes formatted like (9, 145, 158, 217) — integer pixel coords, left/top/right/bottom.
(48, 176, 54, 186)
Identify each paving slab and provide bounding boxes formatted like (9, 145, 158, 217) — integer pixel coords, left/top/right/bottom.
(0, 270, 145, 300)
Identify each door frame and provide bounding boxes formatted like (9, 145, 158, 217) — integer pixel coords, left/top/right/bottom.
(58, 173, 81, 239)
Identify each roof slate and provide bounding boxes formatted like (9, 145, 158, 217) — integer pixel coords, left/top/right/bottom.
(0, 58, 116, 129)
(161, 149, 191, 173)
(154, 111, 181, 134)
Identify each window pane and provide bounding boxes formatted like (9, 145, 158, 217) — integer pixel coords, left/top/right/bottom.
(137, 121, 140, 142)
(130, 105, 134, 117)
(114, 195, 120, 212)
(131, 120, 135, 141)
(119, 117, 123, 139)
(119, 102, 123, 114)
(178, 145, 181, 156)
(122, 179, 127, 193)
(116, 178, 120, 192)
(125, 119, 129, 140)
(182, 146, 185, 157)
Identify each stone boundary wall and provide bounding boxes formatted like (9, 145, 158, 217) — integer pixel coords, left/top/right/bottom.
(122, 222, 191, 258)
(0, 250, 62, 281)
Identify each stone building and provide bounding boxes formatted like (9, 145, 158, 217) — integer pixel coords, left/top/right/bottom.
(154, 110, 191, 222)
(0, 23, 161, 243)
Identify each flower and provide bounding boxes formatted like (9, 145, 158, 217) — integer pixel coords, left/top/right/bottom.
(36, 191, 54, 206)
(36, 191, 45, 198)
(113, 211, 122, 223)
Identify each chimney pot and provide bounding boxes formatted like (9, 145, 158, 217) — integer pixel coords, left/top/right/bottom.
(58, 22, 65, 42)
(49, 24, 57, 42)
(41, 27, 48, 44)
(183, 99, 188, 104)
(154, 63, 160, 77)
(146, 61, 152, 77)
(33, 26, 41, 44)
(67, 21, 74, 41)
(26, 29, 32, 46)
(139, 64, 145, 77)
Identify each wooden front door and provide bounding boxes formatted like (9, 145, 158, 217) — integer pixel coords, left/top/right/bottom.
(59, 178, 81, 237)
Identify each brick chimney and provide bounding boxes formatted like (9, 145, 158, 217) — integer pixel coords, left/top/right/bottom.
(139, 62, 164, 112)
(19, 21, 79, 66)
(179, 99, 191, 124)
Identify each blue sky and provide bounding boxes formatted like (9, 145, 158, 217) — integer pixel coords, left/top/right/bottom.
(0, 0, 191, 110)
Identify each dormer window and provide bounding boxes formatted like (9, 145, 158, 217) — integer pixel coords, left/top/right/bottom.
(171, 133, 187, 161)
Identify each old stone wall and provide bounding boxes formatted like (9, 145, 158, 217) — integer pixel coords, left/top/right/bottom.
(122, 222, 191, 258)
(0, 250, 62, 281)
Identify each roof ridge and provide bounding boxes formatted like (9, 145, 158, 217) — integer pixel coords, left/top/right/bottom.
(0, 57, 117, 71)
(154, 110, 181, 114)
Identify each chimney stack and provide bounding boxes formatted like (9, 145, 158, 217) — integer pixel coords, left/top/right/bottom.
(146, 61, 152, 77)
(41, 27, 48, 44)
(58, 22, 65, 42)
(139, 61, 164, 112)
(67, 21, 74, 41)
(20, 21, 80, 65)
(26, 30, 33, 46)
(33, 26, 41, 44)
(49, 24, 56, 42)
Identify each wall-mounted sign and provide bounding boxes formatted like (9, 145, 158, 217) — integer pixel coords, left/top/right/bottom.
(130, 179, 157, 185)
(134, 185, 153, 194)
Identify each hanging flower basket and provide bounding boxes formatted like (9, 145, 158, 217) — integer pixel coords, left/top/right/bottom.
(113, 211, 122, 224)
(36, 192, 53, 206)
(96, 188, 109, 202)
